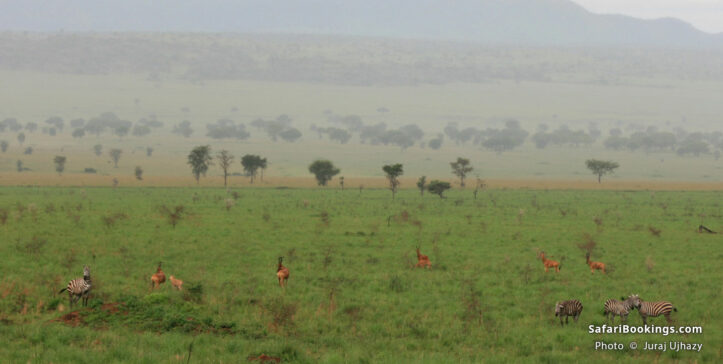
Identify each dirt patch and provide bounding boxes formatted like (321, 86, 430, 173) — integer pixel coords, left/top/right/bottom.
(4, 174, 722, 190)
(101, 302, 127, 314)
(54, 311, 84, 327)
(52, 302, 127, 327)
(247, 354, 281, 363)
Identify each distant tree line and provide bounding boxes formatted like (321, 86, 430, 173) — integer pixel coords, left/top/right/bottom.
(1, 110, 721, 160)
(602, 126, 721, 157)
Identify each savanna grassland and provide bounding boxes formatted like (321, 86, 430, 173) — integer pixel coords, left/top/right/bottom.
(2, 34, 723, 184)
(0, 186, 720, 363)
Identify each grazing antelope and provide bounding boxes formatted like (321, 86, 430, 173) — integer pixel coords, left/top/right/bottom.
(169, 275, 183, 291)
(603, 296, 636, 324)
(276, 257, 289, 288)
(415, 246, 432, 269)
(59, 265, 92, 308)
(627, 294, 677, 325)
(150, 262, 166, 289)
(538, 251, 560, 272)
(586, 252, 606, 274)
(555, 300, 583, 326)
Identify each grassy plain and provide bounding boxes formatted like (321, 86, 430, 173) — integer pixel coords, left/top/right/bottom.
(0, 186, 720, 363)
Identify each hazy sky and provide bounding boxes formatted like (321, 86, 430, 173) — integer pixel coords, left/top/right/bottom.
(572, 0, 723, 33)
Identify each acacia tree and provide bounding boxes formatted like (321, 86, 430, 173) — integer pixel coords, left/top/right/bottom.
(241, 154, 266, 183)
(451, 157, 473, 187)
(585, 159, 619, 183)
(135, 166, 143, 181)
(1, 141, 8, 153)
(416, 176, 427, 196)
(187, 145, 213, 184)
(309, 160, 340, 186)
(259, 157, 268, 182)
(427, 180, 451, 198)
(216, 150, 234, 187)
(382, 163, 403, 199)
(54, 155, 66, 175)
(109, 148, 123, 168)
(93, 144, 102, 156)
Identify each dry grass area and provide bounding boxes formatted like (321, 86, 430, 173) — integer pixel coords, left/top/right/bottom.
(1, 173, 721, 191)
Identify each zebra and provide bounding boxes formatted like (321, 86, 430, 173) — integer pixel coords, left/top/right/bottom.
(58, 265, 92, 308)
(554, 300, 583, 326)
(603, 296, 637, 324)
(627, 294, 677, 324)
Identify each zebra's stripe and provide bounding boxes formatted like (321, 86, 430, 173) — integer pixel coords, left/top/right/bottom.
(639, 301, 674, 317)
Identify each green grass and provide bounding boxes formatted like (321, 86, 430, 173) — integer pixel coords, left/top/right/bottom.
(0, 187, 720, 363)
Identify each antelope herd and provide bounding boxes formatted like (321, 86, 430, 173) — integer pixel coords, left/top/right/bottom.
(58, 240, 683, 333)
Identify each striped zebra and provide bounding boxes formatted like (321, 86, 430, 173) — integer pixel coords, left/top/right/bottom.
(58, 265, 92, 308)
(554, 300, 583, 326)
(628, 295, 677, 324)
(603, 296, 637, 324)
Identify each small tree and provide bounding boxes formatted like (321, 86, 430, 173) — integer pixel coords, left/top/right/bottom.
(93, 144, 102, 156)
(339, 176, 345, 190)
(109, 148, 123, 168)
(309, 160, 340, 186)
(416, 176, 427, 196)
(1, 141, 8, 153)
(146, 147, 153, 157)
(451, 157, 473, 187)
(473, 177, 486, 199)
(54, 155, 66, 175)
(17, 132, 25, 145)
(135, 166, 143, 180)
(159, 205, 185, 229)
(188, 145, 213, 184)
(16, 160, 23, 172)
(585, 159, 619, 183)
(259, 158, 268, 182)
(427, 180, 451, 198)
(216, 150, 234, 187)
(241, 154, 265, 184)
(382, 163, 404, 199)
(24, 147, 33, 155)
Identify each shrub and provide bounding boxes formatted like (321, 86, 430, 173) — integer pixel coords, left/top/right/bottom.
(263, 296, 297, 332)
(183, 282, 203, 303)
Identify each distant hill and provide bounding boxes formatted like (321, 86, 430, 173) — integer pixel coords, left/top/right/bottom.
(1, 0, 722, 48)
